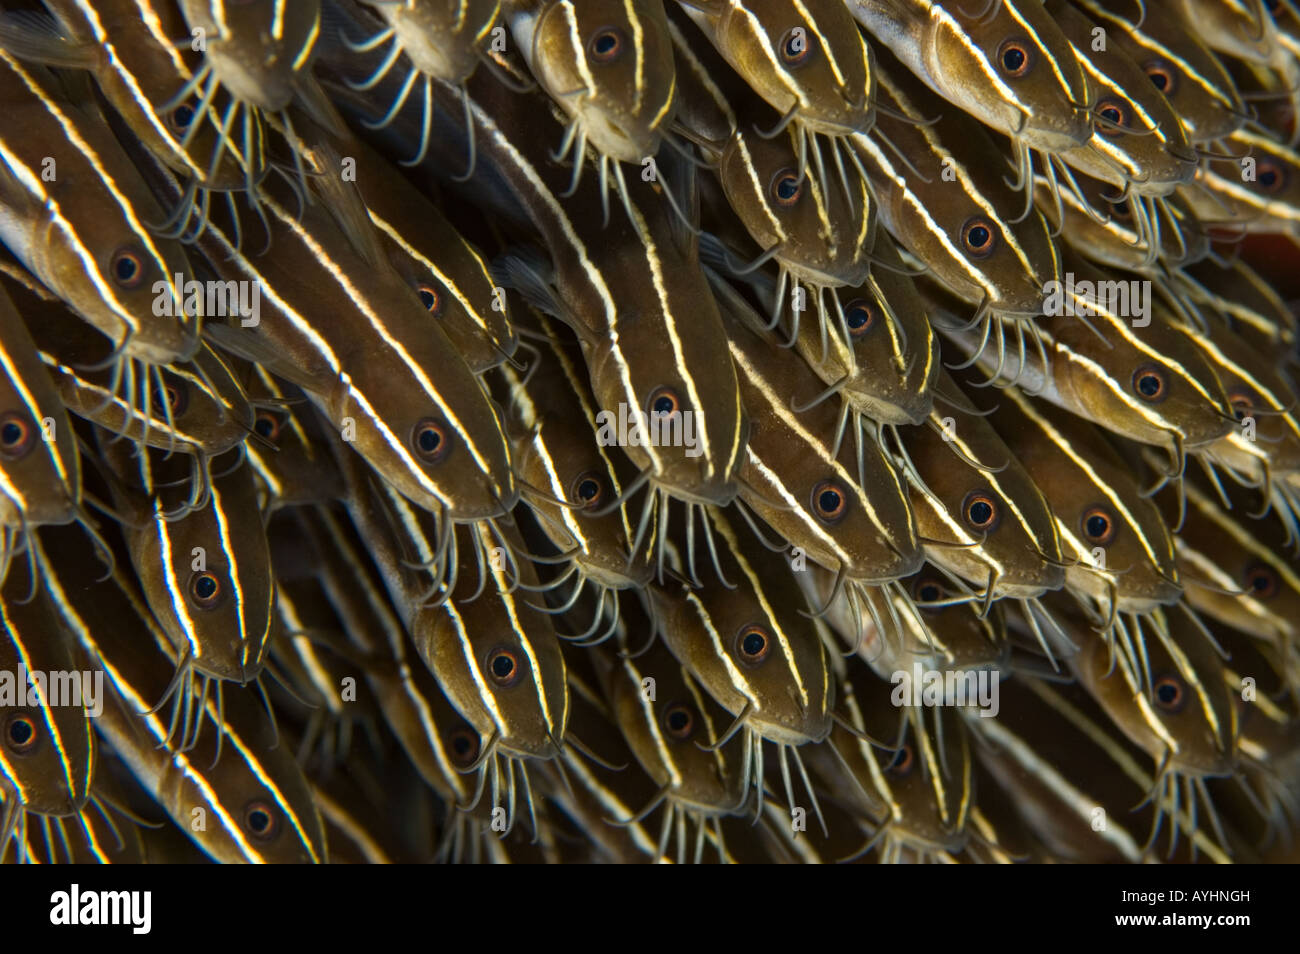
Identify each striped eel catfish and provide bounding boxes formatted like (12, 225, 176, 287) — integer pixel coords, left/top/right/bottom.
(969, 673, 1230, 863)
(502, 0, 679, 223)
(271, 506, 520, 851)
(0, 0, 254, 240)
(1173, 0, 1290, 71)
(0, 555, 95, 862)
(809, 658, 973, 864)
(712, 106, 876, 350)
(448, 73, 746, 564)
(1070, 0, 1248, 145)
(940, 249, 1237, 490)
(985, 386, 1184, 680)
(328, 0, 500, 171)
(49, 548, 326, 864)
(646, 506, 833, 828)
(236, 361, 345, 512)
(1067, 604, 1239, 860)
(0, 283, 85, 584)
(329, 438, 571, 831)
(1175, 255, 1297, 364)
(6, 771, 147, 865)
(677, 0, 876, 204)
(497, 308, 654, 643)
(1180, 128, 1300, 238)
(138, 139, 519, 525)
(1172, 472, 1300, 647)
(174, 0, 328, 188)
(303, 132, 516, 374)
(708, 268, 924, 622)
(1045, 0, 1198, 256)
(851, 46, 1061, 377)
(0, 50, 196, 370)
(4, 271, 253, 520)
(603, 630, 749, 863)
(847, 0, 1092, 194)
(890, 373, 1066, 648)
(96, 436, 275, 689)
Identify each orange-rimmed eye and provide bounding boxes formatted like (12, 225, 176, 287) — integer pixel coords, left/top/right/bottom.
(253, 410, 282, 442)
(243, 799, 281, 841)
(735, 624, 771, 666)
(0, 412, 35, 459)
(647, 387, 681, 419)
(1229, 386, 1257, 420)
(997, 39, 1032, 77)
(912, 576, 946, 608)
(962, 491, 1000, 532)
(110, 248, 145, 289)
(779, 28, 812, 66)
(1132, 365, 1167, 402)
(770, 168, 803, 207)
(1109, 198, 1132, 221)
(1255, 159, 1287, 195)
(843, 298, 875, 337)
(1095, 99, 1130, 136)
(169, 102, 196, 132)
(571, 471, 605, 510)
(1244, 562, 1279, 599)
(412, 419, 449, 462)
(155, 380, 189, 417)
(448, 725, 480, 767)
(886, 743, 914, 777)
(4, 713, 37, 755)
(485, 646, 522, 687)
(1081, 506, 1116, 546)
(588, 27, 625, 63)
(960, 218, 996, 258)
(1144, 60, 1176, 95)
(662, 703, 695, 740)
(189, 571, 223, 609)
(811, 479, 848, 524)
(1152, 674, 1187, 713)
(415, 282, 442, 315)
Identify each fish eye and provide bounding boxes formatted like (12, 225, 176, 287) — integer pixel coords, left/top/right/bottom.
(4, 712, 38, 754)
(571, 471, 605, 510)
(1228, 386, 1257, 420)
(154, 380, 189, 417)
(188, 571, 224, 609)
(485, 646, 522, 687)
(448, 725, 480, 767)
(996, 39, 1032, 78)
(1081, 506, 1116, 546)
(1109, 198, 1132, 221)
(1152, 674, 1187, 713)
(886, 743, 914, 777)
(810, 479, 848, 524)
(170, 103, 196, 130)
(1095, 99, 1130, 136)
(647, 387, 681, 419)
(960, 218, 996, 258)
(770, 168, 803, 207)
(1256, 159, 1288, 194)
(253, 409, 282, 441)
(588, 27, 625, 63)
(243, 799, 281, 841)
(1131, 365, 1168, 402)
(411, 418, 450, 463)
(662, 703, 695, 740)
(1244, 562, 1279, 599)
(110, 248, 146, 289)
(1143, 60, 1177, 95)
(912, 576, 946, 609)
(779, 28, 813, 66)
(734, 623, 771, 666)
(0, 412, 35, 459)
(843, 298, 876, 337)
(415, 282, 442, 315)
(961, 490, 1000, 533)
